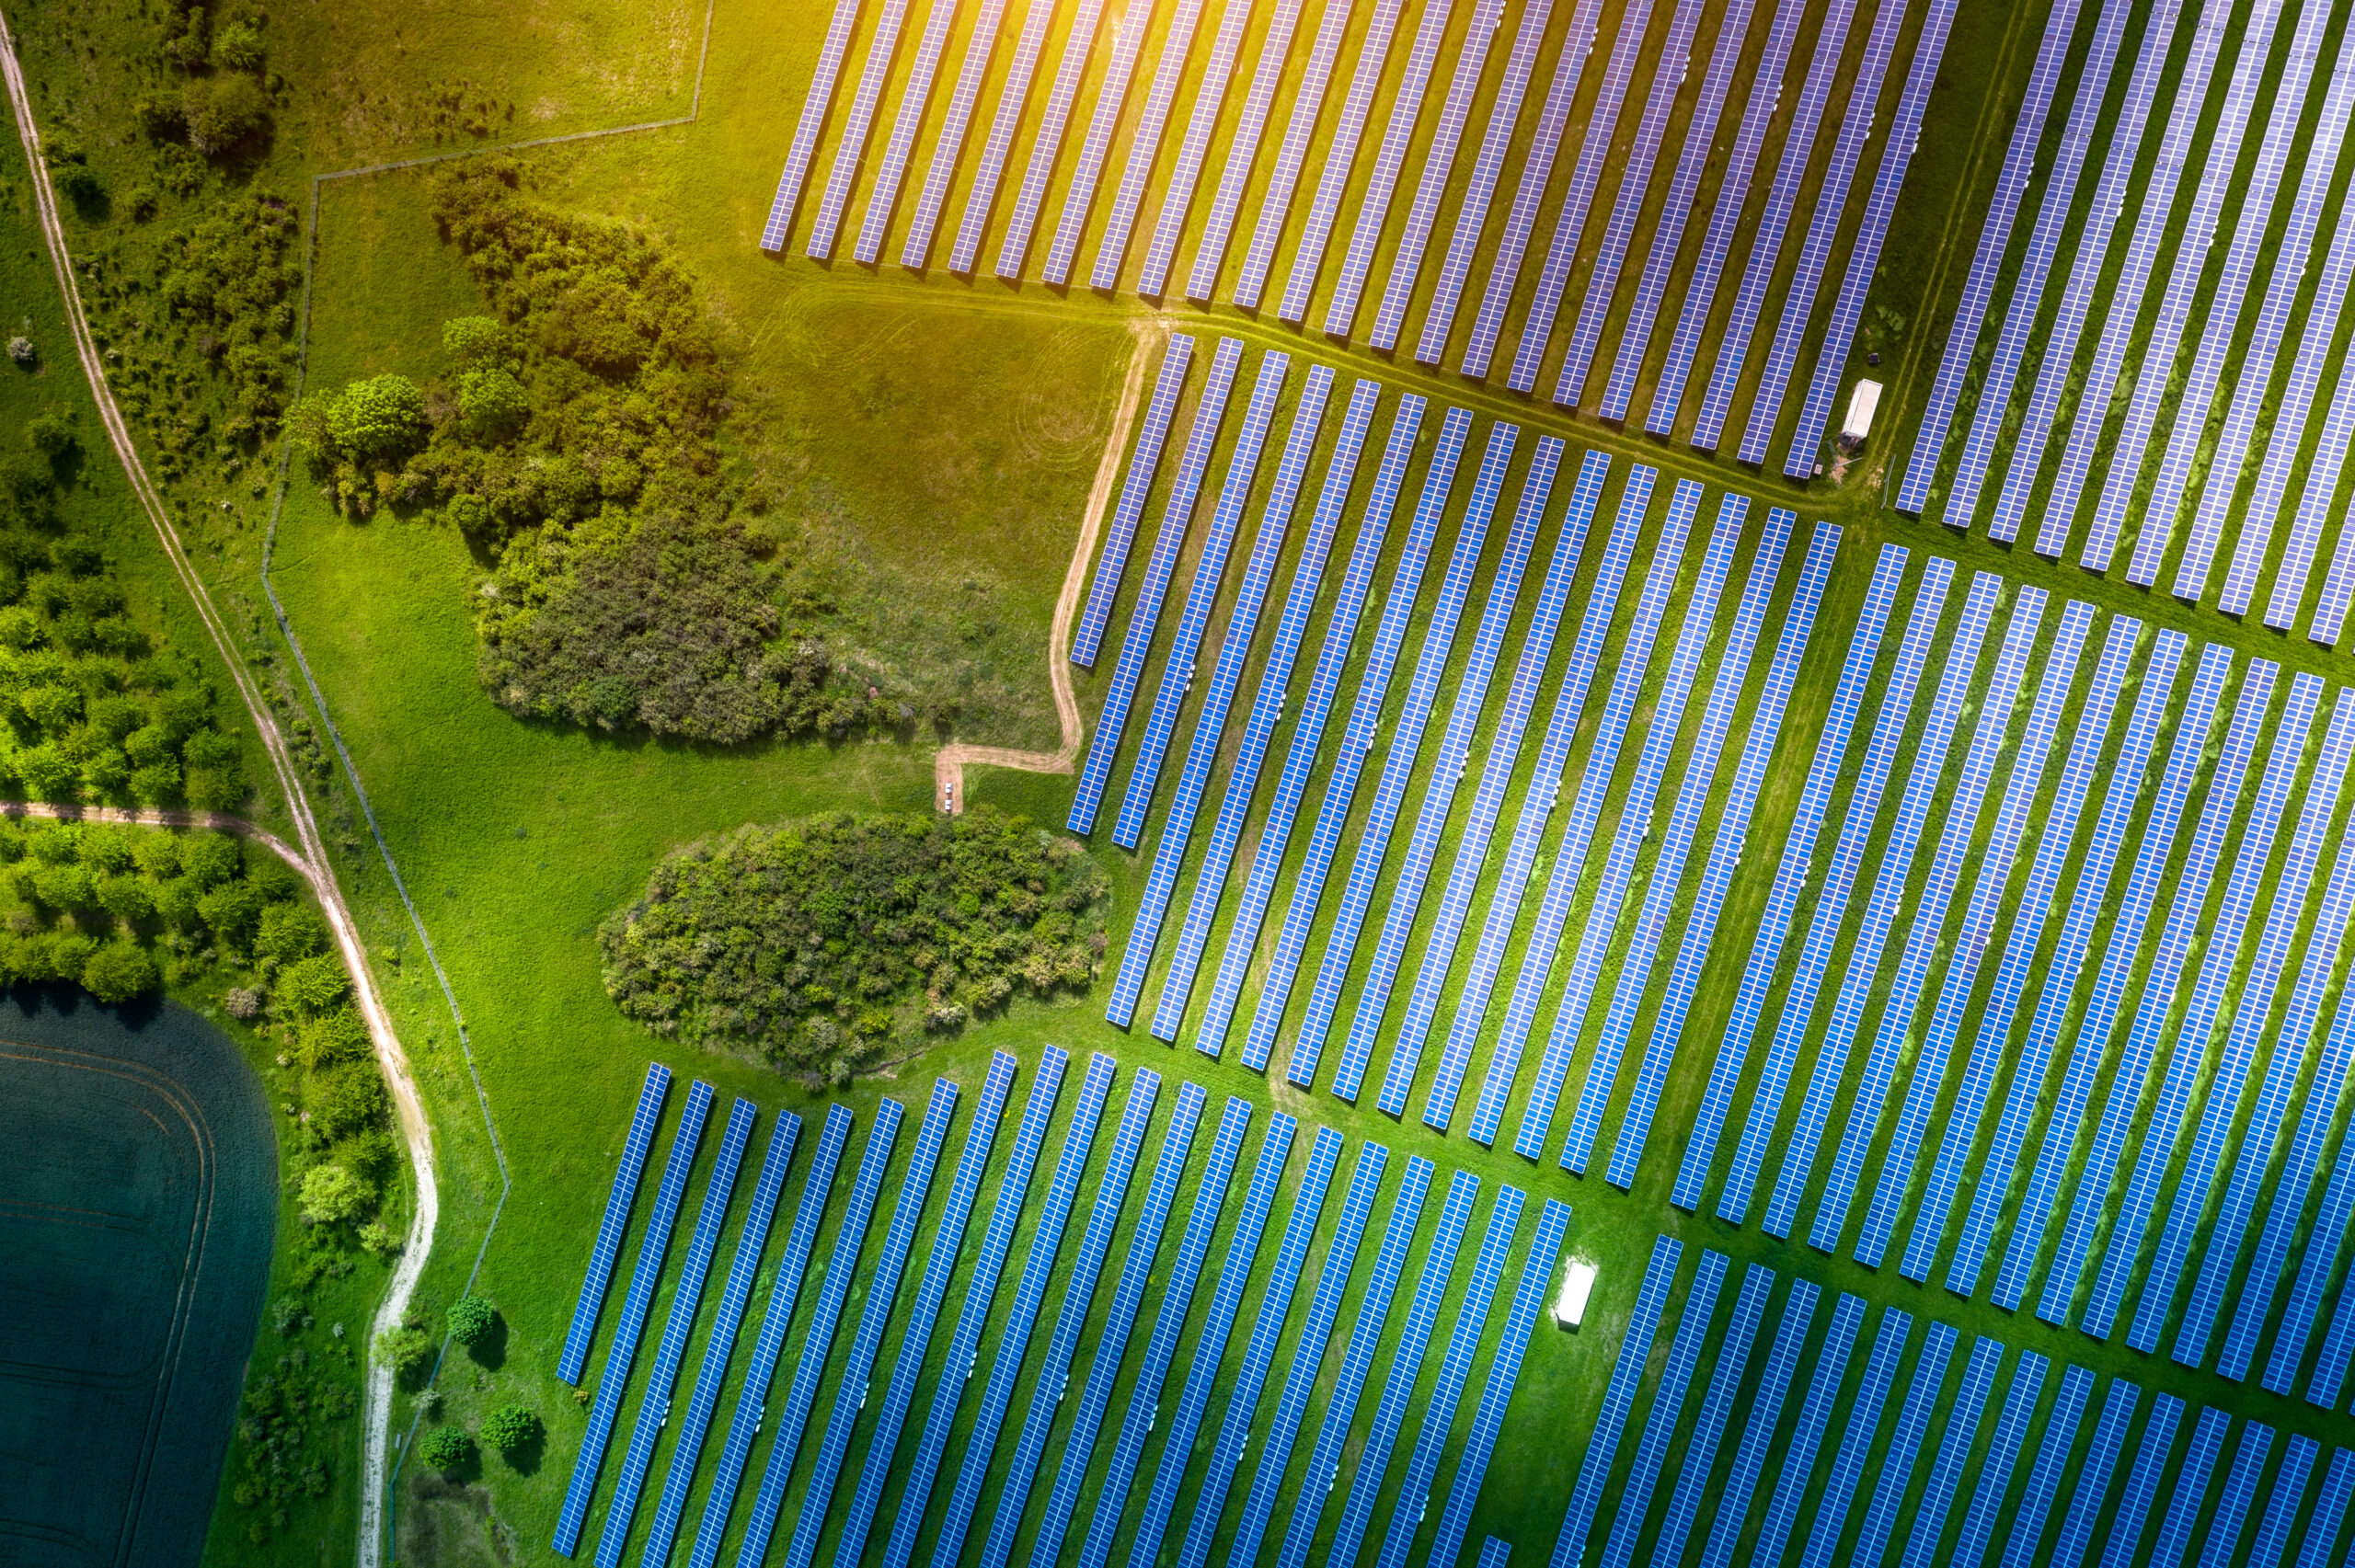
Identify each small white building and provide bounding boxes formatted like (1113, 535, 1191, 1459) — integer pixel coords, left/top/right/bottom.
(1554, 1255, 1599, 1328)
(1840, 379, 1884, 451)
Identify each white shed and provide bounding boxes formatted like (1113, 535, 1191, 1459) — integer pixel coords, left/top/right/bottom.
(1840, 379, 1884, 451)
(1554, 1256, 1599, 1327)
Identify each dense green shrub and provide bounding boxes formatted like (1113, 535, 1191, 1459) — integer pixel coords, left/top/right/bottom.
(419, 1425, 472, 1474)
(299, 1163, 368, 1225)
(600, 809, 1109, 1077)
(480, 1403, 538, 1456)
(445, 1294, 494, 1348)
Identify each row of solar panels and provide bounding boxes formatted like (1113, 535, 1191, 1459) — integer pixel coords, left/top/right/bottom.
(548, 1053, 1568, 1567)
(758, 0, 1950, 475)
(1902, 0, 2355, 640)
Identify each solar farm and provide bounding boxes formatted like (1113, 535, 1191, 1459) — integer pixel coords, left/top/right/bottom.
(532, 0, 2355, 1562)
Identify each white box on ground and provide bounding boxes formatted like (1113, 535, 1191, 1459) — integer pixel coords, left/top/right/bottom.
(1554, 1256, 1598, 1327)
(1840, 380, 1883, 451)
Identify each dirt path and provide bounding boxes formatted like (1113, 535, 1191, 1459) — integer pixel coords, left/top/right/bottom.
(0, 23, 434, 1568)
(936, 320, 1159, 812)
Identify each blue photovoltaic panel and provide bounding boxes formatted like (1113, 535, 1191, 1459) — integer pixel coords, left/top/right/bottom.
(1026, 1082, 1208, 1568)
(1175, 1127, 1342, 1568)
(2019, 1, 2246, 561)
(1641, 0, 1805, 432)
(1109, 365, 1330, 1022)
(760, 0, 867, 251)
(1847, 1322, 1959, 1568)
(1223, 1142, 1389, 1568)
(1341, 432, 1552, 1105)
(2000, 1363, 2097, 1568)
(1229, 0, 1358, 307)
(1597, 1250, 1729, 1568)
(2295, 1447, 2354, 1567)
(730, 1100, 903, 1568)
(1074, 336, 1197, 668)
(1134, 0, 1266, 297)
(1373, 1185, 1524, 1568)
(1315, 0, 1460, 335)
(1549, 1235, 1682, 1568)
(1789, 1308, 1913, 1568)
(1365, 0, 1508, 351)
(1154, 379, 1378, 1039)
(2204, 1424, 2278, 1568)
(597, 1096, 757, 1568)
(1651, 1264, 1774, 1568)
(854, 0, 966, 264)
(1384, 447, 1603, 1116)
(1901, 612, 2131, 1284)
(1958, 632, 2198, 1302)
(1411, 0, 1554, 365)
(1611, 521, 1838, 1185)
(2148, 1408, 2230, 1568)
(2264, 1001, 2355, 1395)
(1697, 1280, 1819, 1568)
(930, 1054, 1117, 1568)
(1978, 0, 2190, 544)
(1195, 396, 1423, 1058)
(1126, 1115, 1302, 1568)
(1074, 1096, 1253, 1568)
(1820, 589, 2060, 1256)
(1482, 1539, 1511, 1568)
(2066, 669, 2310, 1336)
(2305, 1199, 2355, 1402)
(1426, 465, 1656, 1132)
(878, 1049, 1071, 1568)
(556, 1081, 715, 1557)
(1232, 403, 1457, 1072)
(1327, 1171, 1480, 1568)
(2266, 244, 2355, 630)
(1684, 0, 1857, 452)
(1268, 0, 1408, 317)
(979, 1070, 1159, 1568)
(1775, 0, 1960, 475)
(1946, 1350, 2047, 1568)
(829, 1059, 1014, 1568)
(923, 0, 1029, 269)
(1068, 338, 1244, 835)
(1895, 1332, 1995, 1568)
(685, 1106, 853, 1568)
(1445, 0, 1601, 378)
(640, 1109, 802, 1568)
(993, 0, 1109, 277)
(806, 0, 914, 260)
(1275, 1156, 1436, 1568)
(1748, 1292, 1866, 1568)
(561, 1062, 672, 1384)
(2038, 1377, 2138, 1568)
(2101, 1395, 2188, 1568)
(1184, 0, 1312, 301)
(2253, 1436, 2320, 1568)
(1552, 0, 1708, 406)
(2145, 692, 2355, 1356)
(1289, 418, 1509, 1092)
(1672, 545, 1904, 1207)
(785, 1082, 959, 1568)
(1083, 0, 1211, 288)
(1111, 351, 1292, 852)
(1425, 1197, 1571, 1568)
(2305, 374, 2355, 643)
(1562, 501, 1789, 1173)
(1896, 0, 2085, 513)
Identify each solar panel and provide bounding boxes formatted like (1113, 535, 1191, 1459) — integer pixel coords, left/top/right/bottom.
(729, 1098, 902, 1568)
(1172, 1128, 1344, 1568)
(877, 1049, 1070, 1568)
(1894, 1332, 1993, 1568)
(2303, 1184, 2355, 1402)
(1074, 336, 1197, 669)
(1993, 1366, 2089, 1568)
(806, 0, 914, 259)
(1317, 0, 1462, 336)
(1261, 0, 1407, 315)
(597, 1096, 756, 1568)
(1223, 1142, 1389, 1568)
(1026, 1082, 1209, 1568)
(855, 0, 967, 264)
(760, 0, 867, 252)
(993, 0, 1109, 277)
(1364, 0, 1509, 350)
(556, 1080, 715, 1556)
(2103, 1394, 2188, 1568)
(930, 1054, 1116, 1568)
(1109, 365, 1332, 1023)
(2036, 1376, 2135, 1568)
(1235, 404, 1459, 1073)
(1068, 338, 1245, 835)
(1901, 612, 2131, 1283)
(1184, 0, 1312, 301)
(1424, 1197, 1570, 1568)
(1979, 0, 2193, 544)
(684, 1105, 853, 1568)
(1154, 377, 1376, 1039)
(1229, 0, 1358, 306)
(978, 1069, 1159, 1568)
(1597, 1249, 1729, 1568)
(1697, 1280, 1820, 1568)
(561, 1063, 671, 1384)
(2252, 1436, 2321, 1568)
(1481, 1539, 1511, 1568)
(2303, 372, 2355, 641)
(1786, 1307, 1911, 1568)
(1135, 0, 1266, 296)
(2148, 1407, 2230, 1567)
(2295, 1448, 2355, 1567)
(1194, 396, 1423, 1058)
(1642, 0, 1806, 432)
(1947, 1349, 2046, 1568)
(784, 1081, 959, 1568)
(1684, 0, 1859, 452)
(1288, 419, 1508, 1092)
(640, 1109, 801, 1568)
(1035, 0, 1157, 283)
(1561, 501, 1790, 1173)
(2204, 1424, 2278, 1568)
(1651, 1263, 1773, 1568)
(828, 1058, 1016, 1568)
(1275, 1156, 1436, 1568)
(1410, 0, 1555, 365)
(1084, 0, 1212, 288)
(1673, 545, 1905, 1208)
(1749, 1292, 1867, 1568)
(1422, 452, 1648, 1125)
(2064, 669, 2311, 1336)
(1074, 1096, 1254, 1568)
(943, 0, 1057, 272)
(1551, 1236, 1683, 1568)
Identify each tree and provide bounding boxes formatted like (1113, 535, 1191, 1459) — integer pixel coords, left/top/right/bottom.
(182, 74, 270, 156)
(328, 374, 427, 461)
(275, 951, 350, 1015)
(81, 941, 158, 1004)
(446, 1294, 495, 1348)
(299, 1162, 369, 1224)
(457, 368, 530, 442)
(442, 315, 515, 369)
(418, 1425, 473, 1474)
(376, 1324, 435, 1379)
(257, 901, 329, 967)
(479, 1403, 539, 1456)
(198, 878, 265, 953)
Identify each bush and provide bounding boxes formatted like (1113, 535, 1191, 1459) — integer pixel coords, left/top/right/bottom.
(479, 1403, 538, 1456)
(457, 368, 529, 442)
(445, 1294, 494, 1347)
(275, 950, 350, 1014)
(257, 900, 329, 967)
(299, 1162, 369, 1224)
(310, 1062, 387, 1140)
(375, 1324, 435, 1379)
(182, 74, 270, 156)
(327, 374, 426, 461)
(419, 1425, 472, 1474)
(81, 941, 158, 1003)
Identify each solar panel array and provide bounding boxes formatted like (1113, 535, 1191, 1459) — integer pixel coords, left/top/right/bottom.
(559, 1062, 670, 1385)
